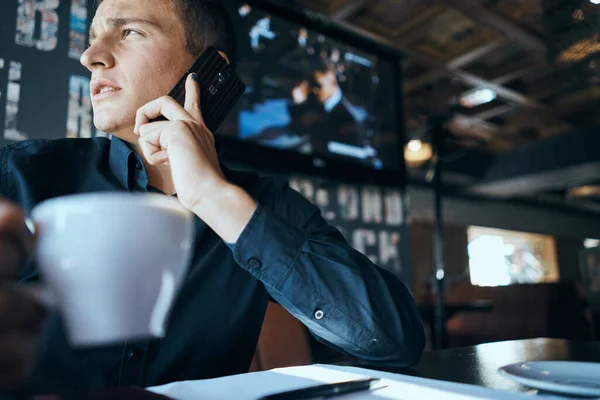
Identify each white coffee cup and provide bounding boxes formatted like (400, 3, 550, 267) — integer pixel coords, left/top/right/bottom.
(28, 192, 195, 347)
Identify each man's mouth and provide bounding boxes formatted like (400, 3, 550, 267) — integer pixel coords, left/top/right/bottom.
(91, 79, 123, 99)
(99, 86, 118, 94)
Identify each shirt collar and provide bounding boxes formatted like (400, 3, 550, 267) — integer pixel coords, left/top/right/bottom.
(109, 137, 147, 191)
(324, 86, 343, 113)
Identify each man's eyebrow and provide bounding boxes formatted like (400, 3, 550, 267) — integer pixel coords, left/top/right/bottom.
(89, 18, 162, 39)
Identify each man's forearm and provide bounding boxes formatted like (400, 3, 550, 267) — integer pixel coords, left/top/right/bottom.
(190, 182, 257, 244)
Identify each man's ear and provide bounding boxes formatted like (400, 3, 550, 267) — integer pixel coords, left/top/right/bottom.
(218, 50, 230, 65)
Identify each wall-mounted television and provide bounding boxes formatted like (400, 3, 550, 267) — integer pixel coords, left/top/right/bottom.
(218, 0, 406, 186)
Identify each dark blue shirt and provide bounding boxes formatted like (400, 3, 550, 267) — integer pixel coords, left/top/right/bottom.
(1, 137, 424, 393)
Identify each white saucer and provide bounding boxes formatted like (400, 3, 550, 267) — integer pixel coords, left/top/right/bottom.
(498, 361, 600, 397)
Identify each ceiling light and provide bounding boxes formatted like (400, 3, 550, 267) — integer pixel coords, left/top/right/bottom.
(590, 0, 600, 5)
(407, 140, 423, 153)
(567, 184, 600, 198)
(404, 141, 433, 167)
(460, 88, 496, 108)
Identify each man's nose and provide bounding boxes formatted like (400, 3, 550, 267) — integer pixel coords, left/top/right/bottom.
(80, 40, 115, 72)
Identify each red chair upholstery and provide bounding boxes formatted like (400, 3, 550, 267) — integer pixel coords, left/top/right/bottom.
(249, 302, 312, 371)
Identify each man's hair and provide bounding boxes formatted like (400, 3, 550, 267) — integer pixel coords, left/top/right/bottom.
(97, 0, 237, 67)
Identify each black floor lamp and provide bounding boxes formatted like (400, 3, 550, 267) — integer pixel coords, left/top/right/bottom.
(430, 115, 448, 350)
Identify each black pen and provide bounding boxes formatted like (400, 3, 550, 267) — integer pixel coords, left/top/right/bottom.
(257, 378, 380, 400)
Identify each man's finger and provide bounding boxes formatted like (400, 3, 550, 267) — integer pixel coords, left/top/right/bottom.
(136, 120, 172, 161)
(134, 96, 193, 134)
(0, 202, 27, 236)
(0, 201, 31, 283)
(138, 120, 171, 147)
(0, 241, 27, 284)
(138, 137, 163, 164)
(137, 122, 174, 166)
(146, 150, 170, 165)
(138, 120, 171, 138)
(183, 73, 204, 125)
(0, 287, 47, 333)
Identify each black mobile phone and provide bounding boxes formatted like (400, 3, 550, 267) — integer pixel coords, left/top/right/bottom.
(159, 46, 245, 133)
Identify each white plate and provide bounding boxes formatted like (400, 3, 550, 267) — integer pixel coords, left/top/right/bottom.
(498, 361, 600, 397)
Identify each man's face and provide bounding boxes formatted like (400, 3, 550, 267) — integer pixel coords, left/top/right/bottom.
(81, 0, 195, 141)
(313, 69, 339, 104)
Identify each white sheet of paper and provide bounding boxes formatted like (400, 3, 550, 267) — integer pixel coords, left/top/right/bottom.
(146, 364, 543, 400)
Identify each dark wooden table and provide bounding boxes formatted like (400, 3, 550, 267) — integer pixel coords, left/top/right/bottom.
(408, 338, 600, 394)
(14, 338, 600, 399)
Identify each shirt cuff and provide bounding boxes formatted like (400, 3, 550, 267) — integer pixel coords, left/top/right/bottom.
(231, 202, 306, 286)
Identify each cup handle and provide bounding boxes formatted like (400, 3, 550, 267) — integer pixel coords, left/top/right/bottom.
(21, 284, 57, 310)
(25, 217, 36, 235)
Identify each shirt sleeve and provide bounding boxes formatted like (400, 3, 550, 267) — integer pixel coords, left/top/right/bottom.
(230, 180, 425, 367)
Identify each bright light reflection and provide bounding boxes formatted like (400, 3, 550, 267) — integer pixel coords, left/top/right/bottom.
(407, 140, 423, 153)
(272, 365, 493, 399)
(468, 235, 511, 286)
(475, 343, 532, 390)
(272, 365, 366, 383)
(460, 88, 497, 108)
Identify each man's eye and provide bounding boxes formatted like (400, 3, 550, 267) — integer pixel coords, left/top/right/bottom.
(122, 29, 141, 39)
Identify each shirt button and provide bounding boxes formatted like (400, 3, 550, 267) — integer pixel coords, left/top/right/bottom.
(314, 310, 324, 320)
(128, 348, 144, 362)
(134, 160, 143, 170)
(247, 258, 262, 269)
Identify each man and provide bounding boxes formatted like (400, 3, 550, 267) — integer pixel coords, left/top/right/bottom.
(0, 0, 424, 394)
(289, 60, 368, 155)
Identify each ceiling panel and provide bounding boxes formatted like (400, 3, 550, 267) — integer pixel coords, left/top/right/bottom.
(481, 0, 545, 34)
(406, 9, 505, 62)
(350, 0, 444, 40)
(289, 0, 352, 14)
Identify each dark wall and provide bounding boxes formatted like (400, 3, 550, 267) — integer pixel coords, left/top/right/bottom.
(556, 238, 584, 283)
(0, 0, 103, 144)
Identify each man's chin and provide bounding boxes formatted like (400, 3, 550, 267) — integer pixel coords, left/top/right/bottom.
(93, 112, 134, 135)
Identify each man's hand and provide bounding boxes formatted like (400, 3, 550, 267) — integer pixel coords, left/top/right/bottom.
(292, 81, 310, 104)
(134, 73, 226, 211)
(0, 200, 46, 389)
(134, 73, 257, 244)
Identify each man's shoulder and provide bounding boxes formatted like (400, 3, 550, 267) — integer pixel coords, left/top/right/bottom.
(2, 137, 110, 158)
(0, 138, 114, 208)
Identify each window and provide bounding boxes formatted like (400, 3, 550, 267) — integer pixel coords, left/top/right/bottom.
(467, 227, 559, 287)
